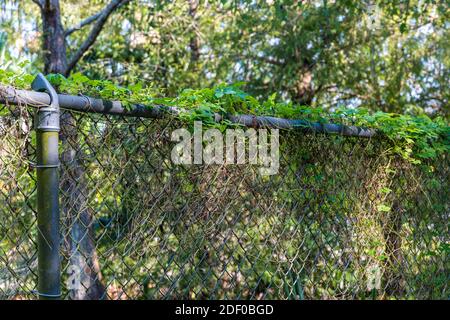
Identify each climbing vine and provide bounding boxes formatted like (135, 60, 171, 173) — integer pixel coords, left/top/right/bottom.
(0, 66, 448, 164)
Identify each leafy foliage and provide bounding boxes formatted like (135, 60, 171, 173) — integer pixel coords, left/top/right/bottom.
(1, 67, 448, 164)
(1, 1, 448, 114)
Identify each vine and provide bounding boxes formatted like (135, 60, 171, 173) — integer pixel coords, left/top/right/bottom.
(0, 67, 448, 164)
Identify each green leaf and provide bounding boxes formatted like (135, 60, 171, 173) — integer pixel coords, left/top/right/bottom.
(377, 204, 391, 212)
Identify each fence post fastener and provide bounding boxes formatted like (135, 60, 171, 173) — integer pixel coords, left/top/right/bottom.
(32, 73, 61, 300)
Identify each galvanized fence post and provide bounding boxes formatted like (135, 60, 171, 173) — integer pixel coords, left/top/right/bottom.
(32, 74, 61, 300)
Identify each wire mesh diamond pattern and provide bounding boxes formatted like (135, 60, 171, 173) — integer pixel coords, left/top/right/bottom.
(0, 105, 448, 300)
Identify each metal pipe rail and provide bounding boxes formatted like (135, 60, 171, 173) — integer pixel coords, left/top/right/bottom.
(0, 84, 377, 138)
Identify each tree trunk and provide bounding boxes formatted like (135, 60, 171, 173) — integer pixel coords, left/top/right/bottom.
(188, 0, 200, 66)
(59, 113, 106, 300)
(291, 67, 314, 106)
(383, 200, 405, 297)
(38, 0, 106, 300)
(40, 0, 67, 75)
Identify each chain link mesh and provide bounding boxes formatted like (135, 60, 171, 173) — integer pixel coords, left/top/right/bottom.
(1, 102, 448, 300)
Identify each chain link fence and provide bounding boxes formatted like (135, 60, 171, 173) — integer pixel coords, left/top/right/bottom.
(0, 94, 448, 300)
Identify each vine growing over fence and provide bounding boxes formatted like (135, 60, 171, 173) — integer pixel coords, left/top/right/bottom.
(0, 66, 448, 164)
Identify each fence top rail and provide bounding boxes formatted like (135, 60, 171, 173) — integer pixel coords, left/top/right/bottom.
(0, 84, 377, 138)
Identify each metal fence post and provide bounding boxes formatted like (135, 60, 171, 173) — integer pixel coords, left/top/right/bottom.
(32, 74, 61, 300)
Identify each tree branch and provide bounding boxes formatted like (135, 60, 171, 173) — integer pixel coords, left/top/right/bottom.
(64, 11, 103, 37)
(31, 0, 43, 9)
(66, 0, 131, 74)
(238, 54, 286, 66)
(65, 0, 129, 38)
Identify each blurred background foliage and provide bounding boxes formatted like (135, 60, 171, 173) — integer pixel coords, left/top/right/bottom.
(0, 0, 448, 115)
